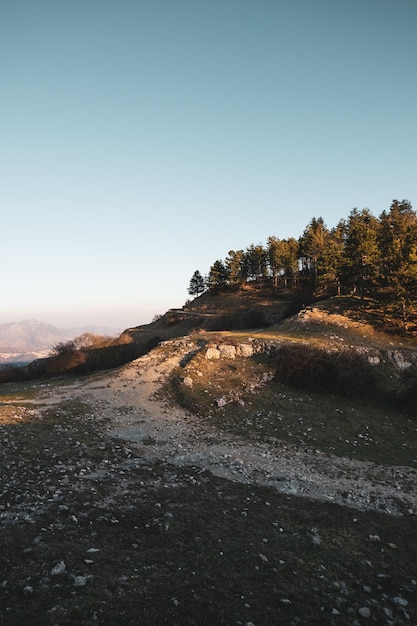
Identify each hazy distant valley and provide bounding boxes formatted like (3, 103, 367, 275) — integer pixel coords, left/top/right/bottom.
(0, 319, 119, 364)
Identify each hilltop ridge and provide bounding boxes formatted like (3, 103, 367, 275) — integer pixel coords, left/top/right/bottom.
(1, 283, 416, 387)
(1, 283, 417, 624)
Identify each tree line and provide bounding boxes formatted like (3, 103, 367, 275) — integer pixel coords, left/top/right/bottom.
(188, 200, 417, 325)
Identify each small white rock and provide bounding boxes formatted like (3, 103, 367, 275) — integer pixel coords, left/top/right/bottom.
(50, 561, 66, 576)
(358, 607, 371, 618)
(205, 347, 220, 360)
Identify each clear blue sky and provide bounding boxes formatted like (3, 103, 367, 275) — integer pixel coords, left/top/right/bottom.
(1, 0, 416, 330)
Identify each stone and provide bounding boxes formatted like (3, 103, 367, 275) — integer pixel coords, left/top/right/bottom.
(182, 376, 193, 388)
(205, 347, 220, 360)
(358, 607, 371, 618)
(219, 344, 236, 359)
(238, 344, 254, 357)
(50, 561, 66, 576)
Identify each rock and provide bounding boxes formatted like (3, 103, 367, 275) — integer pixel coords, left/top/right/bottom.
(238, 344, 254, 357)
(182, 376, 193, 388)
(205, 347, 220, 360)
(215, 397, 227, 408)
(358, 607, 371, 618)
(50, 561, 67, 576)
(389, 350, 412, 370)
(219, 344, 236, 359)
(73, 575, 89, 587)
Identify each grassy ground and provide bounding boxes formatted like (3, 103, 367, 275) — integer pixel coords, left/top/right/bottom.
(166, 342, 417, 469)
(1, 390, 416, 626)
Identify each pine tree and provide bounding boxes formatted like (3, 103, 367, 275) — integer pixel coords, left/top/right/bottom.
(299, 217, 329, 286)
(225, 250, 246, 289)
(246, 244, 268, 283)
(378, 200, 417, 328)
(207, 260, 229, 293)
(343, 209, 380, 299)
(268, 237, 299, 290)
(188, 270, 206, 298)
(317, 221, 346, 295)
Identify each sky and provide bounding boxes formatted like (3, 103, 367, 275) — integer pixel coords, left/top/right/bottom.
(1, 0, 416, 330)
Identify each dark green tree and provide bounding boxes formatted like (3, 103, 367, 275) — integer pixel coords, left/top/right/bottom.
(298, 217, 329, 286)
(246, 244, 268, 284)
(378, 200, 417, 328)
(378, 200, 417, 285)
(225, 250, 247, 290)
(188, 270, 206, 298)
(268, 237, 299, 289)
(343, 208, 380, 298)
(281, 237, 299, 289)
(267, 236, 283, 290)
(317, 220, 346, 295)
(207, 260, 229, 293)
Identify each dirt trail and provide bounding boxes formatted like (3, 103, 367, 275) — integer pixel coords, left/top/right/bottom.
(33, 344, 417, 518)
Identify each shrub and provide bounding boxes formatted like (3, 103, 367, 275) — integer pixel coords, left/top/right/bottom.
(48, 340, 88, 375)
(397, 365, 417, 418)
(274, 344, 378, 398)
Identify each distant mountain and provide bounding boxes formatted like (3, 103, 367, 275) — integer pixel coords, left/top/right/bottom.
(0, 319, 119, 364)
(64, 325, 121, 338)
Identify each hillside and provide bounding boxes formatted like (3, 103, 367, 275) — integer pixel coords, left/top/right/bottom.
(1, 288, 417, 624)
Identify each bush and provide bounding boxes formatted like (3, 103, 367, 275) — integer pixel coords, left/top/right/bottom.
(274, 344, 378, 398)
(48, 341, 88, 375)
(397, 365, 417, 418)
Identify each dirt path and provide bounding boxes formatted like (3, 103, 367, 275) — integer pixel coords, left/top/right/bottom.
(31, 345, 417, 518)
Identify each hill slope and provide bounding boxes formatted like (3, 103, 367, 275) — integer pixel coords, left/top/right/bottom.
(1, 289, 417, 624)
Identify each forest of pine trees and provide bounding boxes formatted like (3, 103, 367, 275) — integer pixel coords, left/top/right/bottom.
(189, 200, 417, 326)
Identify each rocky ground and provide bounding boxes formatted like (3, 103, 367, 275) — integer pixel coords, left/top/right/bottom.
(1, 340, 417, 625)
(72, 343, 417, 517)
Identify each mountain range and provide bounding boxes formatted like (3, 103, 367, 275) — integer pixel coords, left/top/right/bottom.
(0, 319, 119, 364)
